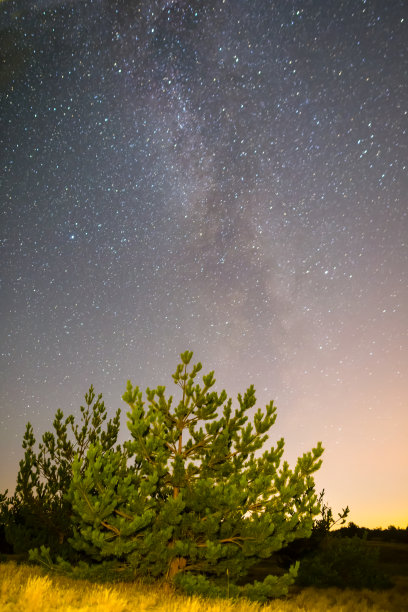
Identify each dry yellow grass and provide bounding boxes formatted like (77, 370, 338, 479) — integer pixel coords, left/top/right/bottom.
(1, 561, 407, 612)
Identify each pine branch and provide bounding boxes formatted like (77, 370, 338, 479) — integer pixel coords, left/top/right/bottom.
(101, 520, 120, 536)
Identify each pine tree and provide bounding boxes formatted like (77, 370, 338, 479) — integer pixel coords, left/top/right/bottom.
(66, 351, 323, 600)
(1, 386, 120, 555)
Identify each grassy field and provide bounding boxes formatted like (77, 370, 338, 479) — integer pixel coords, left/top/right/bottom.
(1, 563, 407, 612)
(1, 542, 408, 612)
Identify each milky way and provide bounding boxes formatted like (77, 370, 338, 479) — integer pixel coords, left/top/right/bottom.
(1, 0, 407, 527)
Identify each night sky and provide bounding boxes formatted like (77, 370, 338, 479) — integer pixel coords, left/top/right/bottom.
(1, 0, 407, 528)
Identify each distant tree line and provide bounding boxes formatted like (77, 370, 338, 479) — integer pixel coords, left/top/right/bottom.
(334, 523, 408, 544)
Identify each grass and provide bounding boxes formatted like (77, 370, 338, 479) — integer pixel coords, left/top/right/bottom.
(1, 560, 408, 612)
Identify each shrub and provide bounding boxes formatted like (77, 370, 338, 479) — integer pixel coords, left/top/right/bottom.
(296, 536, 393, 589)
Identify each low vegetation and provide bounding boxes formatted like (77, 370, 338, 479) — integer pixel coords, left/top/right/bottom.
(1, 559, 408, 612)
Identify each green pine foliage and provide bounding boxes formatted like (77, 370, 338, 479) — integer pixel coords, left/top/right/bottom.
(63, 351, 324, 599)
(1, 387, 120, 555)
(273, 490, 350, 572)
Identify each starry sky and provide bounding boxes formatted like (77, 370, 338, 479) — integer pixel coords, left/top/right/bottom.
(1, 0, 407, 528)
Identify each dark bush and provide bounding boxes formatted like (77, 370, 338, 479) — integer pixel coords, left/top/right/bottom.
(0, 523, 13, 555)
(296, 536, 392, 590)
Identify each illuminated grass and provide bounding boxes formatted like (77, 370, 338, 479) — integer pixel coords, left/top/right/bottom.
(1, 562, 407, 611)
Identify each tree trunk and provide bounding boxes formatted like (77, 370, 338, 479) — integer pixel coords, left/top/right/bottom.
(167, 555, 186, 579)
